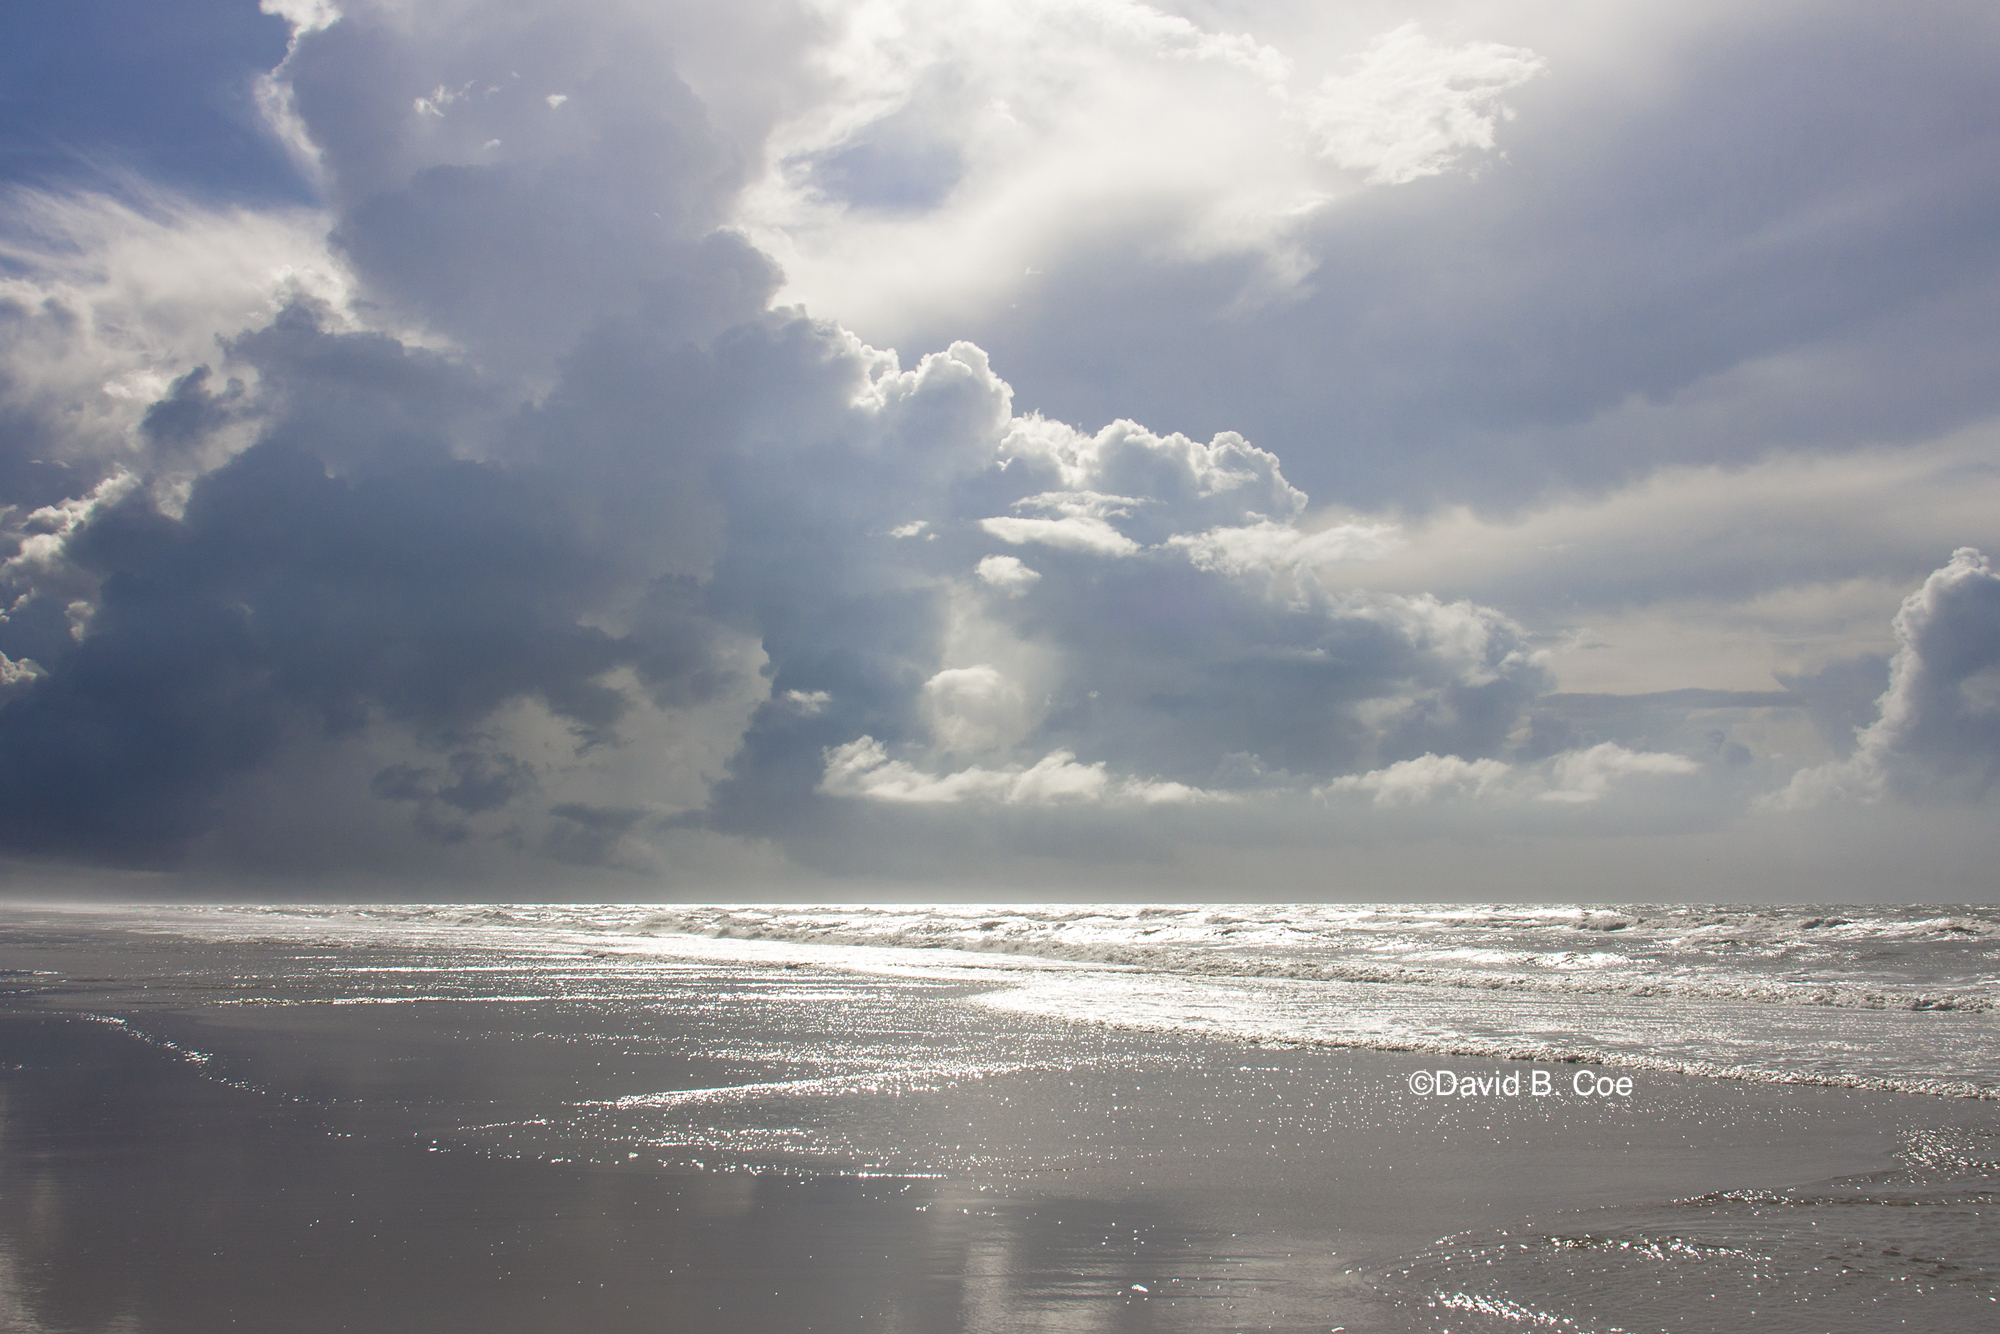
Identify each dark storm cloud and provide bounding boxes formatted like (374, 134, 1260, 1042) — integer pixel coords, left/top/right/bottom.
(283, 3, 775, 378)
(140, 365, 249, 456)
(0, 278, 1587, 871)
(0, 286, 765, 862)
(0, 401, 670, 857)
(224, 303, 495, 473)
(371, 750, 539, 844)
(0, 0, 793, 866)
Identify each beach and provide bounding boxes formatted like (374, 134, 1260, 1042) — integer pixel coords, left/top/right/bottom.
(3, 904, 1997, 1331)
(8, 5, 2000, 1329)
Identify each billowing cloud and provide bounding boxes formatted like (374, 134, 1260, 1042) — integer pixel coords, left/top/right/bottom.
(224, 0, 808, 389)
(694, 332, 1556, 860)
(1770, 548, 2000, 807)
(739, 1, 1544, 334)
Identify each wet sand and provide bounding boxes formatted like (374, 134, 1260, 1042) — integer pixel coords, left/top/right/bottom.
(3, 914, 1996, 1331)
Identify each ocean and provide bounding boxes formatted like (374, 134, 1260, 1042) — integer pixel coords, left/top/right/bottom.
(147, 900, 2000, 1093)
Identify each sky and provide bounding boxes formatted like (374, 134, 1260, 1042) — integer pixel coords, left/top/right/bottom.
(1, 0, 1998, 900)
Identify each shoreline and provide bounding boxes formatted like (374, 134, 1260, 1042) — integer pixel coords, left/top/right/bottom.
(25, 900, 1996, 1098)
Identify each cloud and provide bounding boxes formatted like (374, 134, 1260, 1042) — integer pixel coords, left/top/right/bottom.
(1770, 548, 2000, 806)
(1321, 752, 1512, 806)
(1300, 22, 1545, 186)
(737, 3, 1549, 335)
(975, 554, 1039, 591)
(977, 488, 1151, 562)
(1541, 742, 1701, 803)
(1775, 655, 1890, 759)
(975, 418, 1400, 573)
(6, 1, 1999, 892)
(276, 0, 783, 379)
(0, 427, 632, 854)
(1166, 518, 1400, 576)
(0, 186, 351, 509)
(819, 735, 1209, 806)
(920, 664, 1029, 754)
(370, 748, 537, 843)
(0, 282, 762, 862)
(0, 653, 43, 703)
(260, 0, 341, 36)
(682, 328, 1555, 861)
(980, 512, 1141, 557)
(996, 418, 1308, 538)
(1323, 741, 1697, 808)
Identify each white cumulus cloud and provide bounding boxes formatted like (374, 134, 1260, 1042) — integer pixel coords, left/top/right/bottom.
(1768, 548, 2000, 808)
(1321, 752, 1512, 805)
(980, 513, 1141, 556)
(1322, 742, 1697, 808)
(975, 554, 1040, 591)
(819, 736, 1210, 806)
(1540, 742, 1700, 804)
(1168, 517, 1401, 575)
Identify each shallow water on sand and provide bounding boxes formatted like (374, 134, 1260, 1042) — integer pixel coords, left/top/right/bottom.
(2, 904, 1996, 1332)
(117, 901, 2000, 1095)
